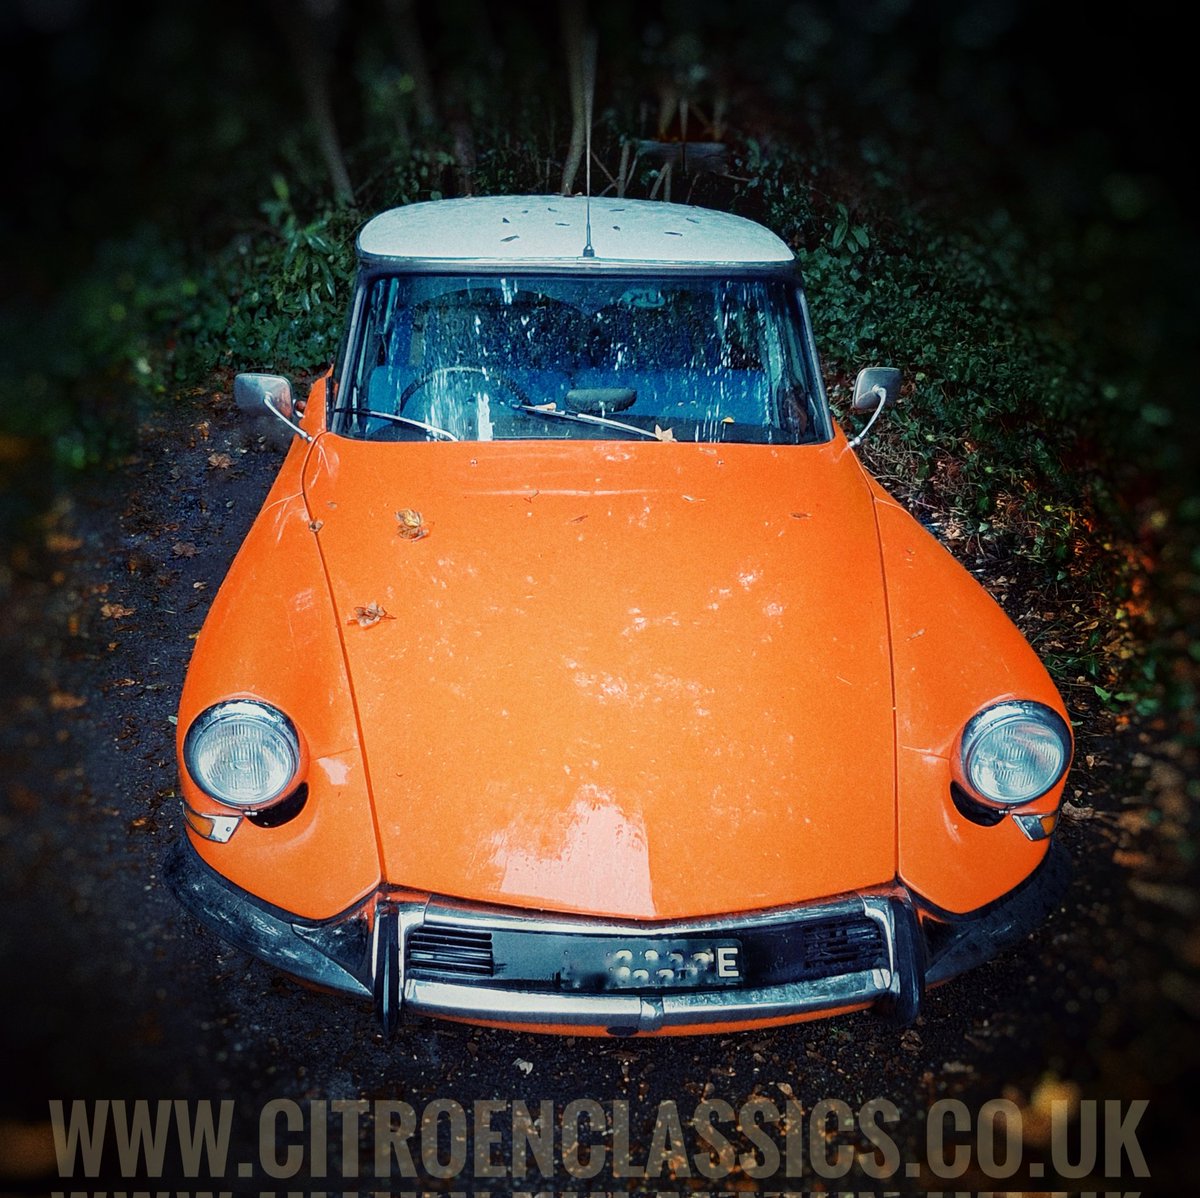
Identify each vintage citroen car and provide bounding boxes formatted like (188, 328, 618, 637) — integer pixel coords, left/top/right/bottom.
(167, 195, 1072, 1036)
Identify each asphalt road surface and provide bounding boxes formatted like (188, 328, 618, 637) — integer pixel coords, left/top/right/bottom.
(0, 387, 1192, 1194)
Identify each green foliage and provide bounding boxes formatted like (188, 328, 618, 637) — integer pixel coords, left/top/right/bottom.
(211, 176, 358, 370)
(0, 182, 361, 471)
(731, 143, 1122, 548)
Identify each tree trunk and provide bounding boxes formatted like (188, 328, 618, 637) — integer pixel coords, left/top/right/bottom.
(559, 0, 586, 195)
(384, 0, 436, 129)
(270, 0, 354, 203)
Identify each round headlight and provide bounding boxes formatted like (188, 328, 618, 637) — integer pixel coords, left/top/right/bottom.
(958, 700, 1071, 806)
(183, 700, 302, 809)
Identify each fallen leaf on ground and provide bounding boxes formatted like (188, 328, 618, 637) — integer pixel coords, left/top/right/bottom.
(1130, 879, 1198, 915)
(100, 602, 136, 620)
(1112, 849, 1149, 869)
(45, 533, 82, 552)
(172, 541, 198, 557)
(0, 1118, 57, 1180)
(49, 692, 87, 711)
(207, 452, 233, 469)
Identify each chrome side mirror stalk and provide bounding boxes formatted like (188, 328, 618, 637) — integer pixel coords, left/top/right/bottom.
(846, 366, 901, 449)
(846, 390, 887, 449)
(233, 373, 313, 444)
(263, 391, 314, 443)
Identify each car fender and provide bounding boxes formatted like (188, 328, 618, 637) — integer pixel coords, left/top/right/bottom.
(869, 486, 1071, 914)
(176, 424, 382, 921)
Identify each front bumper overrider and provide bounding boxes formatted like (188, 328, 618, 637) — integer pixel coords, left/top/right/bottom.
(165, 838, 1070, 1036)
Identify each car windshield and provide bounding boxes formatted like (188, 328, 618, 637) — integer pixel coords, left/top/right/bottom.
(334, 273, 824, 444)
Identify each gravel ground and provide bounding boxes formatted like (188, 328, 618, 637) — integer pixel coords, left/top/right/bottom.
(0, 386, 1193, 1194)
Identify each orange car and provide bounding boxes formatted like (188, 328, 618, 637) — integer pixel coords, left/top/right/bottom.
(168, 196, 1072, 1036)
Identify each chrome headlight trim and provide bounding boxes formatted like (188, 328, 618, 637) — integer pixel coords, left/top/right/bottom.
(955, 700, 1071, 808)
(183, 699, 302, 810)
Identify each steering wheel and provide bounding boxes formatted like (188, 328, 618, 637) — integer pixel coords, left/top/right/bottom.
(398, 365, 530, 413)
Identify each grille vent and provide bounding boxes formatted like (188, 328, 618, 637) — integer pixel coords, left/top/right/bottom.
(795, 917, 884, 978)
(406, 925, 494, 978)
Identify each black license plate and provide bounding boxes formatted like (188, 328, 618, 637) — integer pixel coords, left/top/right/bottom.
(560, 936, 743, 991)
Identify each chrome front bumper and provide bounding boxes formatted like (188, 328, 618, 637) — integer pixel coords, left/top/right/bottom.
(166, 839, 1068, 1035)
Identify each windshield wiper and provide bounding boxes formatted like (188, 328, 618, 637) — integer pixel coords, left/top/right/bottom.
(512, 403, 661, 441)
(339, 406, 458, 441)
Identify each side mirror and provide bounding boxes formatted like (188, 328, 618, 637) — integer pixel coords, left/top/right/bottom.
(233, 373, 312, 442)
(852, 366, 902, 413)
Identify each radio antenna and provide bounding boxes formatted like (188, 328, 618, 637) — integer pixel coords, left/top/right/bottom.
(582, 29, 597, 258)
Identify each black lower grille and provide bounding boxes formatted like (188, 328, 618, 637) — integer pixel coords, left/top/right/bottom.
(796, 916, 886, 976)
(739, 914, 886, 986)
(407, 926, 494, 978)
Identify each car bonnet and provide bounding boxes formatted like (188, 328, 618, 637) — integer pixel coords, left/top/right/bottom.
(301, 437, 896, 921)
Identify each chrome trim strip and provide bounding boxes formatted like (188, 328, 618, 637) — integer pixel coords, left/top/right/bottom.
(404, 968, 891, 1031)
(863, 900, 902, 1005)
(418, 890, 893, 937)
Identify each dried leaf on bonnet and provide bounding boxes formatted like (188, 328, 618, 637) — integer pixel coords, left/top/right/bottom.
(395, 509, 429, 540)
(348, 602, 394, 629)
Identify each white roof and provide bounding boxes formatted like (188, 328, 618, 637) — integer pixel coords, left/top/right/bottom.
(357, 195, 794, 266)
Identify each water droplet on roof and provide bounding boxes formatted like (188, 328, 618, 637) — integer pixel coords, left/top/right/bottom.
(500, 235, 519, 242)
(663, 230, 683, 237)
